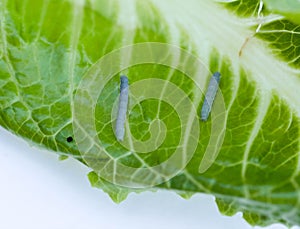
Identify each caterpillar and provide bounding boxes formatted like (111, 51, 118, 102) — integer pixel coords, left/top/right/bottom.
(201, 72, 221, 121)
(115, 75, 129, 141)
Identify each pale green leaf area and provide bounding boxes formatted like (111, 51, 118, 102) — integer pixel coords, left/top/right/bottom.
(1, 0, 300, 227)
(263, 0, 300, 25)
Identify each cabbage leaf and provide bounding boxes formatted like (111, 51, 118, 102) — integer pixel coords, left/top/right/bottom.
(1, 0, 300, 227)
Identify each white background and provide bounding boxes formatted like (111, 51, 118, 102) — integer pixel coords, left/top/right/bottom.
(0, 127, 298, 229)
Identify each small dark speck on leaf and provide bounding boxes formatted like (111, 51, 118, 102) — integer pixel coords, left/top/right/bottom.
(66, 137, 73, 143)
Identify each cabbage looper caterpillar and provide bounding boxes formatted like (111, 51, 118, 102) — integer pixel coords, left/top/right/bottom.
(201, 72, 221, 121)
(115, 75, 129, 141)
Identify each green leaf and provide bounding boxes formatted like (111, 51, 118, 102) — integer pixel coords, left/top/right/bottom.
(1, 0, 300, 227)
(88, 171, 132, 203)
(263, 0, 300, 24)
